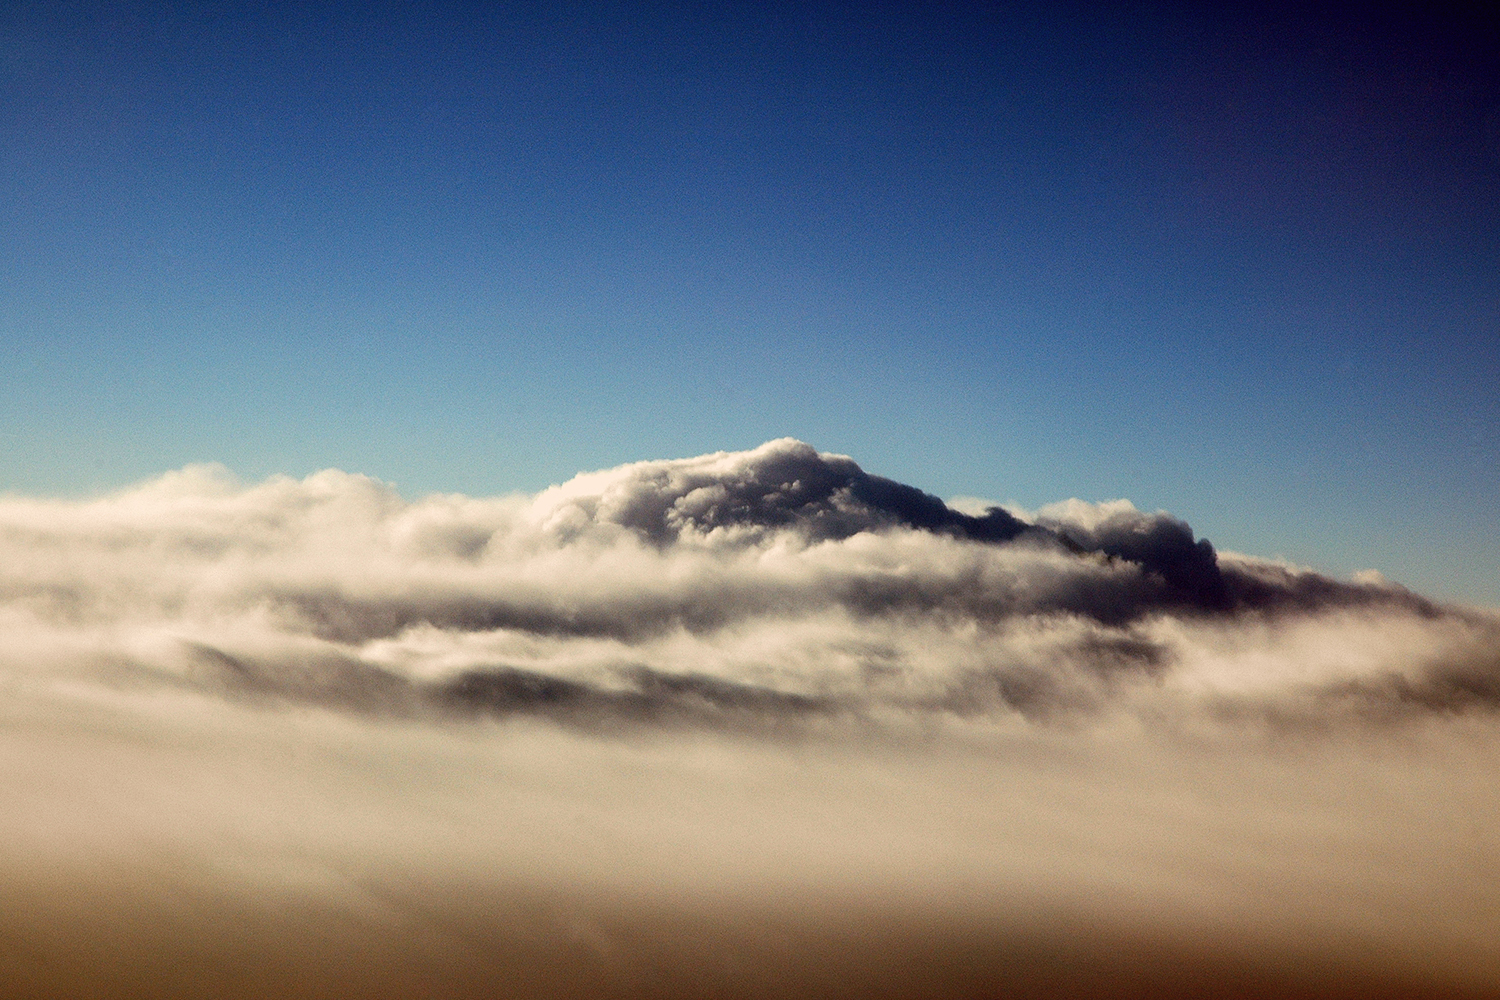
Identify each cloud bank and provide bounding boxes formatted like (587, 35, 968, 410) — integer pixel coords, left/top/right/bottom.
(2, 439, 1498, 997)
(0, 437, 1486, 729)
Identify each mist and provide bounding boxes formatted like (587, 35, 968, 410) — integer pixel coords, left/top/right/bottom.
(3, 440, 1497, 998)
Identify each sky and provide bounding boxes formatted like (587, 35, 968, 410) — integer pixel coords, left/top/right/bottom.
(2, 1, 1498, 603)
(8, 8, 1500, 993)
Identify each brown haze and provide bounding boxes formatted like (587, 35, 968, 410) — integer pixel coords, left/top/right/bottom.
(2, 440, 1497, 998)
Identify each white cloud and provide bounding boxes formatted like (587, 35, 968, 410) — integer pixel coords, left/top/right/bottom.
(1, 441, 1498, 995)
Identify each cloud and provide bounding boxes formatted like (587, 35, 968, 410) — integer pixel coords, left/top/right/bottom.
(0, 437, 1494, 732)
(3, 441, 1500, 996)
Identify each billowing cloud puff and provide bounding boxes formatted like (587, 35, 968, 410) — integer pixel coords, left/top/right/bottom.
(3, 441, 1499, 998)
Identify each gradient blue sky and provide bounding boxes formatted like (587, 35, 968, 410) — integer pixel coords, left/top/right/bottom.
(2, 1, 1497, 604)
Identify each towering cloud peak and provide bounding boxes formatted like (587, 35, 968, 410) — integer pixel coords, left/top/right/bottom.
(534, 438, 1231, 610)
(532, 438, 1031, 546)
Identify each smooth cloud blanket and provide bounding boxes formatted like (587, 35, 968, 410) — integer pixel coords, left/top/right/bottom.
(2, 439, 1498, 998)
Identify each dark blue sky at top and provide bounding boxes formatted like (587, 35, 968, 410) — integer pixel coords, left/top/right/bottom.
(2, 1, 1498, 602)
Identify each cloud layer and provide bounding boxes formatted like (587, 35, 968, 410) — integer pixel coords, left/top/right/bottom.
(2, 439, 1498, 997)
(0, 437, 1490, 730)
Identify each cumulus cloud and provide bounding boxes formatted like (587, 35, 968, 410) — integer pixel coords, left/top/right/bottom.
(3, 440, 1499, 997)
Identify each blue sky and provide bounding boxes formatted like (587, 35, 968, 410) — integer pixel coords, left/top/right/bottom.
(2, 1, 1497, 604)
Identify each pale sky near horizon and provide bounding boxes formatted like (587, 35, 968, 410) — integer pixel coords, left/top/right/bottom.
(3, 2, 1497, 604)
